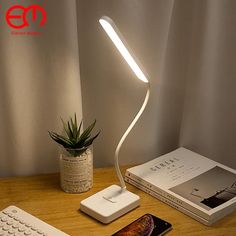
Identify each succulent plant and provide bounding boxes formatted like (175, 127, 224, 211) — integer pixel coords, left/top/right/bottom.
(48, 113, 100, 156)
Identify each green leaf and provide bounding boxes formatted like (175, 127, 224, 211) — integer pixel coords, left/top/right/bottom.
(74, 113, 77, 130)
(50, 132, 72, 145)
(71, 116, 77, 138)
(61, 118, 71, 139)
(76, 134, 91, 148)
(67, 121, 74, 139)
(48, 131, 73, 148)
(77, 120, 83, 141)
(48, 115, 100, 151)
(83, 131, 100, 147)
(78, 120, 96, 142)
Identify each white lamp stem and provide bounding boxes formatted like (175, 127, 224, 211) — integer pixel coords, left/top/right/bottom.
(114, 83, 150, 189)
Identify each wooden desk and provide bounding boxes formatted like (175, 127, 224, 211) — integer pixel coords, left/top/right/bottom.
(0, 167, 235, 236)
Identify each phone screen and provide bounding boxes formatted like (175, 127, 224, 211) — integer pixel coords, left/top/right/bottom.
(112, 214, 172, 236)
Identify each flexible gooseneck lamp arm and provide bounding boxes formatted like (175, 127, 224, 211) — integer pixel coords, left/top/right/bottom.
(115, 84, 150, 189)
(99, 16, 150, 190)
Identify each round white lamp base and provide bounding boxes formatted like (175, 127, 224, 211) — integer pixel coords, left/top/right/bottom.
(80, 185, 140, 224)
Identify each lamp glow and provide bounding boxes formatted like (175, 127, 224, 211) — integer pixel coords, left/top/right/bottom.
(99, 16, 148, 83)
(80, 16, 150, 224)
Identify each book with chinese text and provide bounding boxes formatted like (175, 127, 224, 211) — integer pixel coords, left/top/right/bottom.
(125, 148, 236, 224)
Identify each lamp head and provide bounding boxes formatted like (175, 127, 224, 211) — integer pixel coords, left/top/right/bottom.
(99, 16, 149, 84)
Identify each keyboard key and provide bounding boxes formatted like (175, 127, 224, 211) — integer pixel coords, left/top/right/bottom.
(19, 219, 26, 224)
(7, 219, 15, 225)
(13, 233, 22, 236)
(8, 213, 15, 218)
(12, 223, 20, 229)
(0, 217, 8, 222)
(8, 229, 15, 234)
(37, 229, 44, 234)
(31, 227, 37, 231)
(18, 226, 26, 232)
(13, 216, 20, 221)
(1, 206, 69, 236)
(24, 229, 32, 235)
(25, 223, 32, 228)
(2, 225, 10, 231)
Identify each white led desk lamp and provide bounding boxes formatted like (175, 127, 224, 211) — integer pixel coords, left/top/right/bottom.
(80, 16, 150, 224)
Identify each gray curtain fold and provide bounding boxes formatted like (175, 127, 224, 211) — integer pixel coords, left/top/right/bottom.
(179, 0, 236, 168)
(0, 0, 83, 177)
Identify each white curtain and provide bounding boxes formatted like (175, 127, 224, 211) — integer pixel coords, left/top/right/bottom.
(1, 0, 235, 177)
(77, 0, 236, 169)
(0, 0, 83, 177)
(179, 0, 236, 169)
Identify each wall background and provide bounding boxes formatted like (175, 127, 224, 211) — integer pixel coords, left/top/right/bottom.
(77, 0, 236, 169)
(0, 0, 235, 177)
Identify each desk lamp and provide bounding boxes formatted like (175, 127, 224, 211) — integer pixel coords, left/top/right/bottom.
(80, 16, 150, 224)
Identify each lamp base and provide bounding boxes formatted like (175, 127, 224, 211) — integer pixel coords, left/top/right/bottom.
(80, 185, 140, 224)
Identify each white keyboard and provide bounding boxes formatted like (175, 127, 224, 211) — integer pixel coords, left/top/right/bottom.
(0, 206, 69, 236)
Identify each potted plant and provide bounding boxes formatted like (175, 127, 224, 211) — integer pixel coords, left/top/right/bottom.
(49, 114, 100, 193)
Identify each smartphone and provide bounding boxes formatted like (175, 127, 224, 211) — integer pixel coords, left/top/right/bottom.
(112, 214, 172, 236)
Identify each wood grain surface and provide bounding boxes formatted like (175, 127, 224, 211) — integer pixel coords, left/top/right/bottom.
(0, 167, 235, 236)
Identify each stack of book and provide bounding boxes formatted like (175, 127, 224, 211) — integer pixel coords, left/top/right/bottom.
(125, 148, 236, 225)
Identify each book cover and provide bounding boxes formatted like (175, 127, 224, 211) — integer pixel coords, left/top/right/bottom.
(125, 176, 212, 225)
(125, 148, 236, 223)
